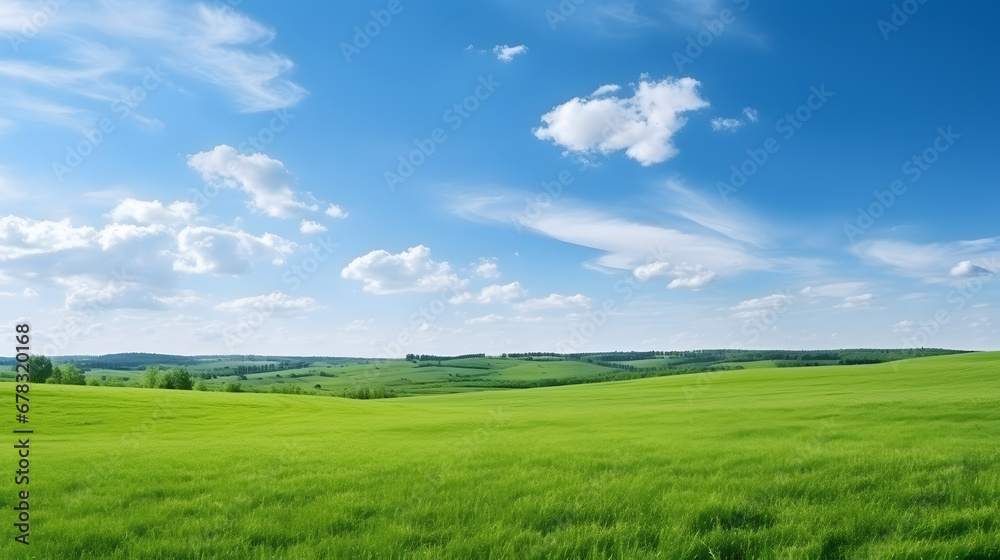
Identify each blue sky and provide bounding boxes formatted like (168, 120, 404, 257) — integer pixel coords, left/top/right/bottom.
(1, 0, 997, 357)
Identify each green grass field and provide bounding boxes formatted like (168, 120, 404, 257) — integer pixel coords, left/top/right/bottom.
(3, 352, 999, 558)
(165, 358, 620, 396)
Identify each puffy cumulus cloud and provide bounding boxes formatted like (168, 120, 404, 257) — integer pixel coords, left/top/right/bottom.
(299, 220, 327, 235)
(55, 275, 164, 313)
(0, 216, 96, 259)
(325, 204, 348, 219)
(950, 260, 993, 278)
(96, 223, 168, 250)
(171, 226, 295, 274)
(493, 44, 528, 62)
(107, 198, 198, 225)
(833, 293, 873, 309)
(475, 257, 500, 278)
(666, 264, 715, 289)
(710, 117, 743, 132)
(533, 76, 709, 166)
(187, 145, 314, 218)
(477, 282, 526, 304)
(214, 292, 319, 316)
(633, 261, 673, 281)
(153, 290, 203, 307)
(633, 260, 715, 289)
(341, 245, 465, 294)
(516, 293, 592, 310)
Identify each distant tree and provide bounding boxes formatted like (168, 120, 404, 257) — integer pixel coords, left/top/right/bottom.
(142, 366, 162, 388)
(27, 355, 54, 383)
(193, 380, 208, 391)
(162, 367, 193, 390)
(60, 364, 87, 385)
(87, 378, 101, 387)
(47, 365, 63, 384)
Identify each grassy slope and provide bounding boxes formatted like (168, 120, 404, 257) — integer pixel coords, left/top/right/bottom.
(2, 353, 999, 559)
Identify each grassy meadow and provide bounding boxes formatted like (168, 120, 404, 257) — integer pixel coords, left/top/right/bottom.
(3, 352, 999, 558)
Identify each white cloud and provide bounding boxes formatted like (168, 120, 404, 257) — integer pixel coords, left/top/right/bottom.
(466, 314, 505, 325)
(591, 84, 621, 97)
(516, 293, 592, 310)
(633, 261, 673, 281)
(341, 245, 465, 294)
(892, 320, 919, 333)
(0, 216, 96, 259)
(187, 145, 314, 219)
(833, 293, 873, 309)
(731, 293, 794, 320)
(153, 291, 203, 307)
(455, 196, 770, 288)
(172, 226, 295, 274)
(950, 260, 992, 278)
(475, 258, 500, 279)
(325, 204, 348, 219)
(742, 107, 759, 122)
(343, 319, 373, 332)
(533, 76, 709, 166)
(799, 282, 867, 299)
(299, 220, 327, 235)
(0, 1, 305, 134)
(666, 264, 715, 289)
(96, 223, 168, 250)
(108, 198, 198, 225)
(448, 291, 472, 304)
(493, 44, 528, 62)
(214, 292, 318, 316)
(0, 287, 39, 298)
(852, 238, 999, 282)
(710, 117, 743, 132)
(477, 282, 526, 304)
